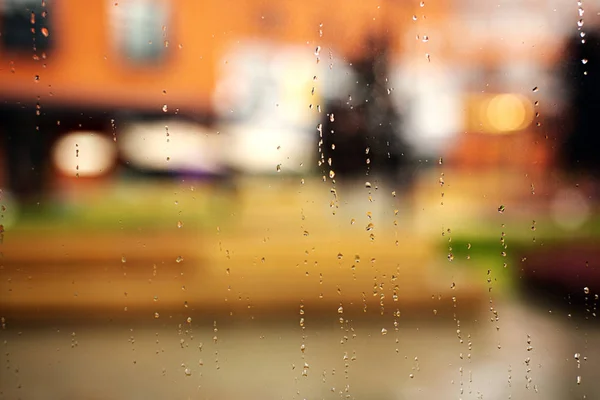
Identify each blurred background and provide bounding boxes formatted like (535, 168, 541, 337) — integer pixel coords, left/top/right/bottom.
(0, 0, 599, 399)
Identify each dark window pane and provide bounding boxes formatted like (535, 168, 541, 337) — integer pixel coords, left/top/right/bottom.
(0, 0, 52, 53)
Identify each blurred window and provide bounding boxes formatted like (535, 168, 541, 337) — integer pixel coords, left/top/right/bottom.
(110, 0, 168, 63)
(0, 0, 52, 53)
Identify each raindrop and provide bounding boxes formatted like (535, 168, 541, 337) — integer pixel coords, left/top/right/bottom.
(177, 220, 184, 228)
(162, 104, 168, 112)
(584, 287, 590, 295)
(582, 58, 588, 64)
(498, 205, 505, 213)
(184, 368, 192, 376)
(532, 86, 539, 93)
(381, 328, 388, 335)
(41, 27, 49, 37)
(577, 375, 582, 385)
(176, 256, 184, 263)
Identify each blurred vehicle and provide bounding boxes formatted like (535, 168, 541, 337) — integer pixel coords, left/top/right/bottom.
(519, 241, 600, 308)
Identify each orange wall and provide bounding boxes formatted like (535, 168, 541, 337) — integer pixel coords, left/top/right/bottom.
(0, 0, 444, 113)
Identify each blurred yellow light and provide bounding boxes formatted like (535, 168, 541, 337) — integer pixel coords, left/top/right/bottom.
(482, 94, 533, 134)
(53, 132, 117, 177)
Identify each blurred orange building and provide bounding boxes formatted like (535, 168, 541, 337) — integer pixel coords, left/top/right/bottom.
(0, 0, 442, 113)
(0, 0, 565, 172)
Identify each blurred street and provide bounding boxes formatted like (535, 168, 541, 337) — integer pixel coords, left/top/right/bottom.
(1, 300, 598, 400)
(1, 172, 599, 399)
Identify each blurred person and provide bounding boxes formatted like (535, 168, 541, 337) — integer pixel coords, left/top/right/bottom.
(321, 32, 411, 190)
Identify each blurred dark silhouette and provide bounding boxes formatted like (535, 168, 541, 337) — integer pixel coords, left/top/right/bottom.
(0, 107, 53, 204)
(561, 28, 600, 175)
(321, 33, 410, 186)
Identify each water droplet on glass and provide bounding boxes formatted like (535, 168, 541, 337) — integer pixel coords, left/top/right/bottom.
(381, 328, 388, 335)
(532, 86, 539, 93)
(582, 58, 588, 64)
(583, 287, 590, 295)
(176, 256, 184, 263)
(185, 368, 192, 376)
(41, 27, 49, 37)
(162, 104, 168, 112)
(577, 375, 582, 385)
(177, 220, 184, 228)
(498, 205, 505, 213)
